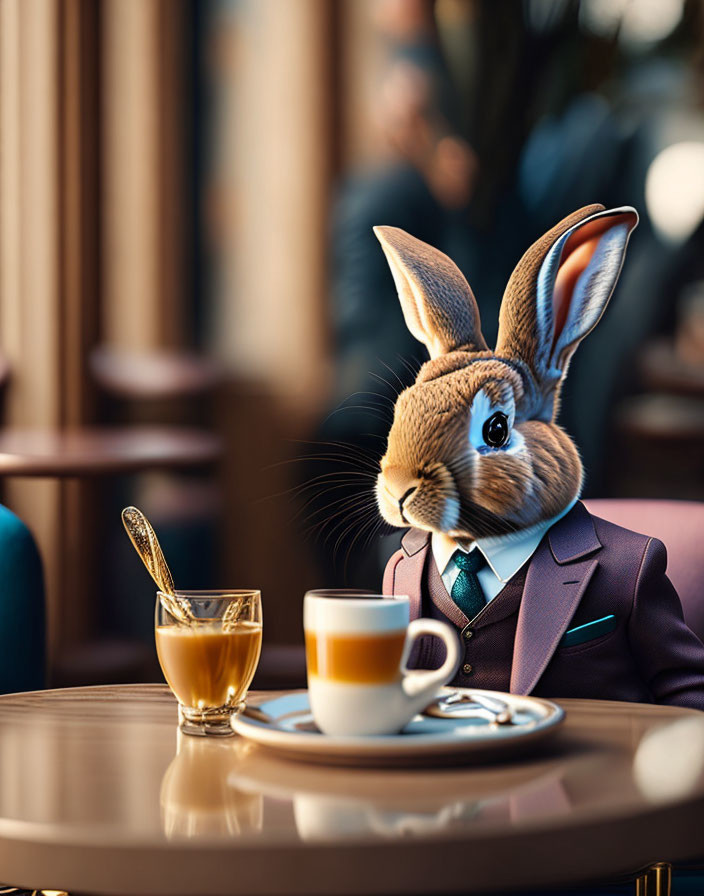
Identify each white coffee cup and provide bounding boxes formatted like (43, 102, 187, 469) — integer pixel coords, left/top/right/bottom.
(303, 590, 460, 736)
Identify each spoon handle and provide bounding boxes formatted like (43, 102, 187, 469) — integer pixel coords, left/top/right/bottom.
(121, 506, 174, 593)
(121, 506, 194, 625)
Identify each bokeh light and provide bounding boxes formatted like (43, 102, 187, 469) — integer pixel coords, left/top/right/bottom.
(646, 141, 704, 244)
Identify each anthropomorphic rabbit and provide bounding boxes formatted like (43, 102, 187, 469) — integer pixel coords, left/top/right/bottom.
(375, 203, 704, 710)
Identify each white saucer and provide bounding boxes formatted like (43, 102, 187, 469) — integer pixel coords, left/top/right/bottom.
(232, 688, 565, 766)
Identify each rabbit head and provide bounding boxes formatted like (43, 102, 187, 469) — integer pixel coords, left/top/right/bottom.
(374, 203, 638, 540)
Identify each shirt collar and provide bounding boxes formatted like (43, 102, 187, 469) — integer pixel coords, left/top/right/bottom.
(431, 498, 579, 584)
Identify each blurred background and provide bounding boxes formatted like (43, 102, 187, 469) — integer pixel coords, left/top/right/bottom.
(0, 0, 703, 688)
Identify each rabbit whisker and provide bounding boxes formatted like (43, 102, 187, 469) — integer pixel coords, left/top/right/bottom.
(396, 353, 422, 381)
(341, 388, 398, 409)
(288, 438, 384, 469)
(270, 453, 380, 479)
(304, 491, 377, 523)
(369, 370, 402, 400)
(322, 406, 392, 425)
(332, 506, 380, 566)
(257, 471, 376, 505)
(301, 492, 378, 534)
(342, 513, 386, 581)
(309, 507, 375, 556)
(263, 454, 380, 476)
(292, 490, 375, 528)
(298, 490, 378, 529)
(377, 358, 410, 393)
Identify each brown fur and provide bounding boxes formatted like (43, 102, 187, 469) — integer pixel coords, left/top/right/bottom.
(374, 227, 488, 357)
(495, 204, 603, 394)
(373, 206, 632, 540)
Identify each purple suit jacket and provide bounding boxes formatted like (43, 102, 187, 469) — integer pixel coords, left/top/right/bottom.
(382, 501, 704, 711)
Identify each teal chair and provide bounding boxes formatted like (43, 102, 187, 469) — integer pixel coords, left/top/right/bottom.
(0, 505, 45, 692)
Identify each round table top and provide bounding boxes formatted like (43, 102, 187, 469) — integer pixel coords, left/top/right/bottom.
(1, 685, 703, 896)
(0, 426, 221, 476)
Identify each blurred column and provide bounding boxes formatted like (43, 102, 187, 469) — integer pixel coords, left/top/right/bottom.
(101, 0, 189, 351)
(0, 0, 100, 668)
(211, 0, 333, 412)
(338, 0, 387, 171)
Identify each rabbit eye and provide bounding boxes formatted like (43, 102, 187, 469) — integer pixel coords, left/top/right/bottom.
(482, 412, 510, 448)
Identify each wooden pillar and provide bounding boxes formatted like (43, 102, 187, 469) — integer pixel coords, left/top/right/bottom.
(212, 0, 334, 412)
(101, 0, 189, 352)
(0, 0, 100, 670)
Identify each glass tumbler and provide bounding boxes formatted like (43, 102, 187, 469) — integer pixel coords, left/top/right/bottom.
(155, 590, 262, 736)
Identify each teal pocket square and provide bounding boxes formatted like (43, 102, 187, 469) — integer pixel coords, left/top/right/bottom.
(561, 614, 617, 648)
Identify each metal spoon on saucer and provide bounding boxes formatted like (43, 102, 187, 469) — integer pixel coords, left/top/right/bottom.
(424, 691, 515, 725)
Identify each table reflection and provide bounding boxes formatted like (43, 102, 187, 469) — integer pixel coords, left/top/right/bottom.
(160, 732, 263, 839)
(230, 752, 574, 842)
(292, 768, 573, 841)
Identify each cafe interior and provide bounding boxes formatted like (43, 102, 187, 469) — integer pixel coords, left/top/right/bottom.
(1, 0, 704, 894)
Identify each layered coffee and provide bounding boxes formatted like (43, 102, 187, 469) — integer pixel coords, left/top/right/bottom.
(305, 630, 405, 684)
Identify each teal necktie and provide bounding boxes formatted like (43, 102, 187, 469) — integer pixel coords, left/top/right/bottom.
(450, 549, 486, 620)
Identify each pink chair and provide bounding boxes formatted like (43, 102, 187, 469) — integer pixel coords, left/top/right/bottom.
(584, 499, 704, 643)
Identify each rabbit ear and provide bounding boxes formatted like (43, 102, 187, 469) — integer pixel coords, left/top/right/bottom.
(374, 226, 488, 359)
(495, 204, 638, 414)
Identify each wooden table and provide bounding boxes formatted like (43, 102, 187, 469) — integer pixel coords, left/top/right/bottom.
(0, 426, 221, 476)
(0, 426, 223, 685)
(0, 685, 703, 896)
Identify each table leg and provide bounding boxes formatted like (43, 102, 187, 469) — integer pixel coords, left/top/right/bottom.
(635, 862, 672, 896)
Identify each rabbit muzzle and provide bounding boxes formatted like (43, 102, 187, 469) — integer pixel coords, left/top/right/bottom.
(376, 460, 461, 533)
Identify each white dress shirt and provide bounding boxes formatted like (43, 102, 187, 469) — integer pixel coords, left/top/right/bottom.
(431, 499, 579, 604)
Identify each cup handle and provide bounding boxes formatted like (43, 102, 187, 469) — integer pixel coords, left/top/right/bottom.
(400, 618, 461, 710)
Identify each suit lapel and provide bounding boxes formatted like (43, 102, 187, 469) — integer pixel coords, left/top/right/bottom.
(510, 503, 602, 695)
(427, 552, 466, 628)
(395, 529, 430, 620)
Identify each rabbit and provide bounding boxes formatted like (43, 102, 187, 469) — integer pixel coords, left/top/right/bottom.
(373, 204, 704, 709)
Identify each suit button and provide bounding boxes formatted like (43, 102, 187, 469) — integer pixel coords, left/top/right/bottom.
(463, 629, 473, 640)
(463, 663, 473, 674)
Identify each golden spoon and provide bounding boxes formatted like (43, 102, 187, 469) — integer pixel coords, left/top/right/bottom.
(221, 596, 245, 631)
(121, 506, 195, 625)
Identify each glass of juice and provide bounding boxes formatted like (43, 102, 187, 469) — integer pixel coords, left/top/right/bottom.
(155, 590, 262, 736)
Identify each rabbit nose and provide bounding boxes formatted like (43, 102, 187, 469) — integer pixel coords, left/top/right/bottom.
(382, 466, 419, 501)
(397, 487, 417, 521)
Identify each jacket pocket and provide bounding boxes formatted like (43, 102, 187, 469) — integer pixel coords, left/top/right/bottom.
(560, 614, 617, 648)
